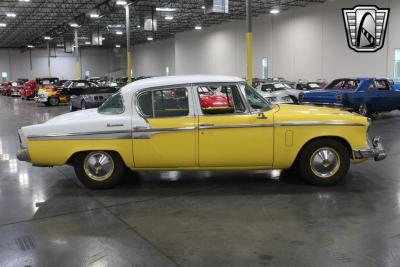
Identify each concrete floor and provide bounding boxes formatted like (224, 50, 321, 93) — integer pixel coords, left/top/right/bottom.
(1, 96, 400, 266)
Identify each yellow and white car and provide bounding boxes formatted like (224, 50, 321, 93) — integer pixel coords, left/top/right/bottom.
(17, 75, 386, 189)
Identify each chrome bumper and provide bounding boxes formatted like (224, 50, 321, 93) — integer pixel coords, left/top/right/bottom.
(353, 136, 386, 161)
(16, 149, 31, 162)
(34, 96, 48, 103)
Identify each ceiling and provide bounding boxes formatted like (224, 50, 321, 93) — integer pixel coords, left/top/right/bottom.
(0, 0, 327, 49)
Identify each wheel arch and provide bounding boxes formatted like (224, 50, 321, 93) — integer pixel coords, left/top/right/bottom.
(66, 150, 128, 168)
(291, 136, 353, 168)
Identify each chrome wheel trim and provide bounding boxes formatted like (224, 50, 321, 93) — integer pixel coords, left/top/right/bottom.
(83, 151, 115, 182)
(358, 104, 367, 116)
(49, 98, 58, 106)
(309, 147, 341, 179)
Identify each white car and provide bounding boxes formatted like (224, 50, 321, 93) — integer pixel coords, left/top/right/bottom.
(256, 83, 295, 104)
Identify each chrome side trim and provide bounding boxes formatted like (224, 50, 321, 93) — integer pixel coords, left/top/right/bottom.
(276, 121, 366, 127)
(27, 130, 132, 141)
(133, 126, 197, 139)
(199, 124, 274, 130)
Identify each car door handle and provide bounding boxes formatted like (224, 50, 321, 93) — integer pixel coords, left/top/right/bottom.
(132, 126, 149, 131)
(199, 123, 214, 127)
(107, 123, 124, 127)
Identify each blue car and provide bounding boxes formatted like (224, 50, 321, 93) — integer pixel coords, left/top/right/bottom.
(299, 78, 400, 117)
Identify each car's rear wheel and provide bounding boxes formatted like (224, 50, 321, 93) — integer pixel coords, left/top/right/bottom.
(358, 103, 371, 117)
(297, 139, 350, 185)
(74, 151, 126, 189)
(48, 97, 59, 106)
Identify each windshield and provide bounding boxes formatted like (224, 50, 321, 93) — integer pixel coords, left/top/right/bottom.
(326, 79, 360, 90)
(98, 92, 124, 114)
(240, 83, 274, 110)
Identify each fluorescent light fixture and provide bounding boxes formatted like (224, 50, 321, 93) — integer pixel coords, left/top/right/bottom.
(27, 45, 34, 48)
(107, 24, 124, 28)
(115, 44, 121, 48)
(19, 0, 30, 2)
(101, 37, 106, 40)
(70, 23, 79, 27)
(116, 0, 127, 5)
(56, 44, 64, 47)
(156, 7, 176, 12)
(43, 36, 52, 40)
(90, 13, 100, 18)
(85, 41, 91, 45)
(116, 31, 123, 35)
(201, 5, 205, 9)
(137, 25, 141, 29)
(165, 16, 173, 20)
(195, 25, 202, 30)
(270, 9, 280, 14)
(147, 37, 153, 41)
(6, 13, 16, 18)
(0, 23, 6, 27)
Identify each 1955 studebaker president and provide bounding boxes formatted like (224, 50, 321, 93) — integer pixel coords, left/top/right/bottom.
(17, 75, 386, 189)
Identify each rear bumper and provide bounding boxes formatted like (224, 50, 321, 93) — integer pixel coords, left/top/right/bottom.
(353, 136, 386, 161)
(16, 149, 31, 162)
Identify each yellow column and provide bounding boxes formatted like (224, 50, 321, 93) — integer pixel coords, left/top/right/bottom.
(247, 32, 253, 85)
(127, 51, 132, 83)
(76, 60, 81, 79)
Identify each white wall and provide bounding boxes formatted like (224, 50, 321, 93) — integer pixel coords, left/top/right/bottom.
(0, 48, 114, 80)
(131, 0, 397, 81)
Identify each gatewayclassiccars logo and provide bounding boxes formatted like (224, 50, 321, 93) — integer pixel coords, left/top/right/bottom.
(342, 5, 390, 52)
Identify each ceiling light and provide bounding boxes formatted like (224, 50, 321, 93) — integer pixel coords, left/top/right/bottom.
(43, 36, 52, 40)
(147, 37, 153, 41)
(19, 0, 30, 2)
(270, 9, 280, 14)
(0, 23, 6, 27)
(70, 23, 79, 27)
(101, 37, 106, 40)
(85, 41, 91, 45)
(116, 0, 127, 5)
(90, 13, 100, 18)
(107, 24, 124, 28)
(27, 45, 34, 48)
(137, 25, 141, 29)
(201, 5, 205, 9)
(116, 31, 123, 35)
(195, 26, 202, 30)
(165, 16, 173, 20)
(6, 13, 16, 18)
(56, 44, 64, 47)
(115, 44, 121, 48)
(156, 7, 176, 12)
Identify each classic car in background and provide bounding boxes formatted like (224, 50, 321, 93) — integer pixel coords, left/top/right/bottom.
(21, 80, 37, 100)
(299, 78, 400, 117)
(257, 82, 302, 103)
(17, 75, 385, 189)
(70, 86, 119, 111)
(255, 82, 294, 104)
(295, 80, 323, 91)
(7, 80, 26, 97)
(198, 86, 233, 113)
(35, 80, 97, 106)
(0, 82, 12, 96)
(22, 77, 61, 101)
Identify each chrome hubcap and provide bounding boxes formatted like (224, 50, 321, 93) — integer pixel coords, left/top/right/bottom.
(83, 152, 114, 181)
(359, 104, 367, 116)
(310, 147, 340, 178)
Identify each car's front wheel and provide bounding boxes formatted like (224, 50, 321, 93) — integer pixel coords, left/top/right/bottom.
(74, 151, 126, 189)
(48, 97, 60, 106)
(358, 103, 372, 117)
(297, 139, 350, 185)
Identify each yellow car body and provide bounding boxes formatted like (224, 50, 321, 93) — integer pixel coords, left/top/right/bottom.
(17, 75, 385, 188)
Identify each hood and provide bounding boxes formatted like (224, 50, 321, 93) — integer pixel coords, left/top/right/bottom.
(274, 104, 367, 125)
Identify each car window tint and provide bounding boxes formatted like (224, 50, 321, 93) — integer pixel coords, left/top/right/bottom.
(138, 88, 189, 118)
(98, 92, 124, 114)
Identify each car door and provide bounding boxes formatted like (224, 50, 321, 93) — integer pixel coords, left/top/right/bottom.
(196, 83, 274, 168)
(132, 86, 197, 168)
(367, 80, 397, 112)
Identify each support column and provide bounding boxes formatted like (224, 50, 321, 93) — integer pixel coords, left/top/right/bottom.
(126, 4, 132, 83)
(47, 42, 51, 76)
(74, 29, 81, 79)
(246, 0, 253, 85)
(29, 49, 33, 80)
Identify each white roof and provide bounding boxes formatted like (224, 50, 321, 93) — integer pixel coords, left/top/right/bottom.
(121, 75, 245, 93)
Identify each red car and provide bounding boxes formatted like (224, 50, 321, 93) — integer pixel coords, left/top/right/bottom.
(21, 81, 37, 100)
(7, 81, 25, 97)
(198, 87, 233, 113)
(0, 82, 11, 96)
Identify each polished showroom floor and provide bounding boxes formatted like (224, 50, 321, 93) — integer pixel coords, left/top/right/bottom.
(1, 96, 400, 266)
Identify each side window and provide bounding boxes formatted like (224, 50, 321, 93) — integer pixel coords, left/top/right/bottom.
(137, 87, 189, 118)
(197, 84, 246, 115)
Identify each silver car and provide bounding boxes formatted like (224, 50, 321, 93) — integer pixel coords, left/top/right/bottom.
(70, 87, 119, 111)
(256, 82, 295, 104)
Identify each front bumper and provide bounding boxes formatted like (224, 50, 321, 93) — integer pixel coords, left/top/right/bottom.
(353, 136, 386, 161)
(34, 96, 48, 103)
